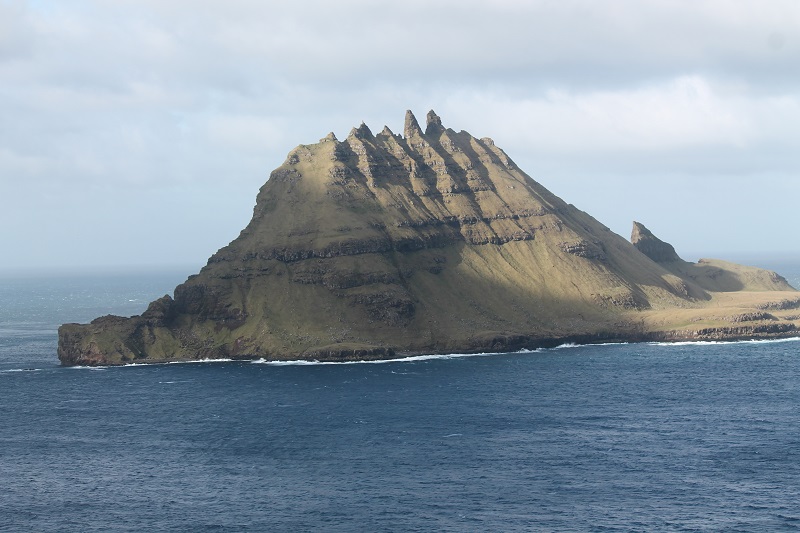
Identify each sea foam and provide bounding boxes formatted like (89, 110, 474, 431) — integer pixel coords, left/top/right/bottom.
(648, 337, 800, 347)
(251, 349, 544, 366)
(54, 337, 800, 371)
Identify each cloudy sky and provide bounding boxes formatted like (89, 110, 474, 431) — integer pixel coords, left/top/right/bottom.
(2, 0, 798, 274)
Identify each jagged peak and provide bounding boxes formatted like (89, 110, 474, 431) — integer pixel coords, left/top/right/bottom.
(379, 125, 394, 137)
(404, 110, 423, 139)
(348, 122, 374, 140)
(425, 110, 444, 135)
(320, 132, 338, 143)
(631, 221, 656, 243)
(631, 221, 683, 263)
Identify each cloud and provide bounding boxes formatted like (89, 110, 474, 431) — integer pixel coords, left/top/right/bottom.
(0, 1, 38, 58)
(440, 75, 800, 174)
(1, 0, 799, 271)
(13, 1, 800, 89)
(445, 77, 747, 151)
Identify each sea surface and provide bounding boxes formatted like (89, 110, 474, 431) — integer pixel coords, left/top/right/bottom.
(1, 262, 800, 532)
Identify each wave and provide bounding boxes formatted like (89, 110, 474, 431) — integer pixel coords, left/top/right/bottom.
(252, 342, 638, 366)
(118, 358, 234, 368)
(251, 337, 797, 365)
(66, 358, 235, 370)
(550, 341, 630, 350)
(165, 358, 233, 365)
(48, 337, 799, 371)
(9, 347, 579, 372)
(648, 337, 800, 347)
(251, 344, 636, 365)
(252, 349, 545, 366)
(0, 368, 45, 373)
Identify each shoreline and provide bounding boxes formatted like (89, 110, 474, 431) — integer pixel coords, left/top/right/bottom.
(58, 326, 800, 367)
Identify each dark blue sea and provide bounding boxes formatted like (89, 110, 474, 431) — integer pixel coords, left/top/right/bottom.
(2, 262, 800, 532)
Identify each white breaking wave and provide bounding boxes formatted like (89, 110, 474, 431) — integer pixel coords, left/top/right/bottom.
(252, 348, 547, 366)
(552, 343, 581, 349)
(251, 343, 642, 366)
(165, 358, 233, 365)
(53, 337, 799, 371)
(551, 341, 631, 350)
(648, 337, 800, 347)
(66, 358, 235, 370)
(122, 358, 234, 367)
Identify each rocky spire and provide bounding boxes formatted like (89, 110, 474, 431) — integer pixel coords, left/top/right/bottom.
(349, 122, 374, 140)
(403, 110, 423, 139)
(425, 110, 444, 135)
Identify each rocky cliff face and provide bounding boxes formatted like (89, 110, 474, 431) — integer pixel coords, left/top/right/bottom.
(57, 110, 798, 366)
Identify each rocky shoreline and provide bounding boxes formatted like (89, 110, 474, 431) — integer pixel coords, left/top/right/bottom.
(58, 321, 799, 367)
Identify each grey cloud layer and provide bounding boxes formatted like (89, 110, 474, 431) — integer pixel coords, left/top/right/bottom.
(1, 0, 798, 271)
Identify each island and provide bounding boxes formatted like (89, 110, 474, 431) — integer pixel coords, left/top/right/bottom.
(58, 110, 799, 366)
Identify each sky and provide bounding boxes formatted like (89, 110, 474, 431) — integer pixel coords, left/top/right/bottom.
(1, 0, 799, 274)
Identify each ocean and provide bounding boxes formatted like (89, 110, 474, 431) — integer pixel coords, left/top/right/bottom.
(1, 262, 799, 532)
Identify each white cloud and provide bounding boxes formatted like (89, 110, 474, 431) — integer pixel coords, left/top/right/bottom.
(442, 75, 800, 157)
(1, 0, 799, 271)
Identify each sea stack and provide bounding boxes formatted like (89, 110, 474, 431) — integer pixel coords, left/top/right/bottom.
(58, 111, 799, 366)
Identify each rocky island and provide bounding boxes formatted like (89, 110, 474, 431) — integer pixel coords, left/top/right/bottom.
(58, 110, 799, 366)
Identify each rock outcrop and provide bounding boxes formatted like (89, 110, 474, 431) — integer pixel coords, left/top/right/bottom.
(631, 222, 793, 294)
(631, 221, 682, 263)
(57, 110, 799, 366)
